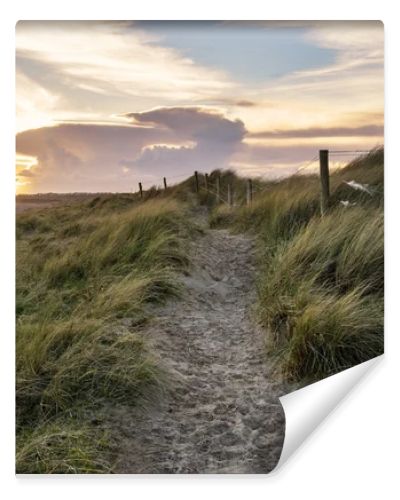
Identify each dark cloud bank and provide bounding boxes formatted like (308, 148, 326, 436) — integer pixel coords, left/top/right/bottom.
(16, 107, 246, 192)
(250, 124, 383, 139)
(16, 106, 382, 192)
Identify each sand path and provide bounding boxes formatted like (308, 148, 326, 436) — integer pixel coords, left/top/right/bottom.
(112, 224, 285, 473)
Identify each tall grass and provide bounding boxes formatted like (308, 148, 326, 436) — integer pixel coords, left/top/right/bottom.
(16, 197, 191, 472)
(16, 422, 111, 474)
(211, 147, 384, 381)
(16, 148, 384, 470)
(258, 207, 383, 380)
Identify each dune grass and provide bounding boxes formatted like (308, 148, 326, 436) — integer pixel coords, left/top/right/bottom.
(16, 196, 192, 472)
(16, 148, 384, 470)
(210, 147, 384, 382)
(258, 206, 383, 380)
(16, 421, 111, 474)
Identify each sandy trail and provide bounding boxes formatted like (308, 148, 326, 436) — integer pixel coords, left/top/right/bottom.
(111, 224, 285, 473)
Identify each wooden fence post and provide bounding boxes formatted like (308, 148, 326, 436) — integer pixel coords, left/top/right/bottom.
(246, 179, 253, 206)
(139, 182, 143, 199)
(163, 177, 167, 190)
(194, 171, 199, 193)
(216, 175, 221, 203)
(205, 173, 209, 192)
(228, 183, 232, 207)
(319, 149, 330, 215)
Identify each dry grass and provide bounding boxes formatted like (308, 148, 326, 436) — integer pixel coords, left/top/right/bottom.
(16, 421, 111, 473)
(210, 147, 384, 381)
(16, 197, 192, 472)
(16, 148, 384, 471)
(258, 207, 384, 380)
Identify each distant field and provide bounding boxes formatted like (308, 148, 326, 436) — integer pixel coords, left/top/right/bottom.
(16, 193, 132, 213)
(17, 201, 61, 213)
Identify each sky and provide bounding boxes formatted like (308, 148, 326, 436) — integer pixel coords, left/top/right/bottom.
(15, 21, 384, 193)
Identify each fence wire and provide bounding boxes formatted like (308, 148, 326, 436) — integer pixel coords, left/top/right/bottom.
(294, 155, 319, 174)
(199, 185, 230, 205)
(135, 149, 374, 201)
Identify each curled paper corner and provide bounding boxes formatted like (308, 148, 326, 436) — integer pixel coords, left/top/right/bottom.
(275, 355, 383, 471)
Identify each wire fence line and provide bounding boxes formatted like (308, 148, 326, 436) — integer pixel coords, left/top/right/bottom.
(329, 150, 371, 154)
(294, 155, 319, 174)
(133, 148, 374, 213)
(199, 185, 230, 206)
(167, 172, 193, 181)
(293, 149, 371, 176)
(136, 149, 371, 190)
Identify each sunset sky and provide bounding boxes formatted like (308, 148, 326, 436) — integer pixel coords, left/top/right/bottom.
(16, 21, 383, 193)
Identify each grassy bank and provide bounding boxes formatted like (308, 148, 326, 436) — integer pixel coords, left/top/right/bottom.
(210, 148, 384, 382)
(16, 149, 384, 471)
(16, 196, 192, 472)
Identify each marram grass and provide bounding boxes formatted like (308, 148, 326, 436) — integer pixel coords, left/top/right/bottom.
(16, 148, 384, 471)
(210, 148, 384, 382)
(16, 196, 191, 472)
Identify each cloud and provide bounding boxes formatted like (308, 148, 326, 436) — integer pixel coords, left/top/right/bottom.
(234, 22, 383, 135)
(16, 107, 246, 192)
(125, 107, 246, 172)
(16, 21, 235, 132)
(235, 100, 257, 107)
(125, 106, 246, 142)
(16, 169, 35, 177)
(230, 136, 384, 179)
(16, 21, 382, 138)
(249, 124, 384, 139)
(305, 21, 383, 66)
(15, 22, 383, 191)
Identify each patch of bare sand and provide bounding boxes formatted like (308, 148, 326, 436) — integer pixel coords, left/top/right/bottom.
(108, 226, 286, 473)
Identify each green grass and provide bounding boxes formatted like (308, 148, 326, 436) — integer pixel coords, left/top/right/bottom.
(16, 196, 192, 472)
(210, 147, 384, 382)
(16, 421, 111, 474)
(258, 206, 383, 380)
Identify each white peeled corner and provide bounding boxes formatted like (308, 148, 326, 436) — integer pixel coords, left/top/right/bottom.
(276, 355, 383, 469)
